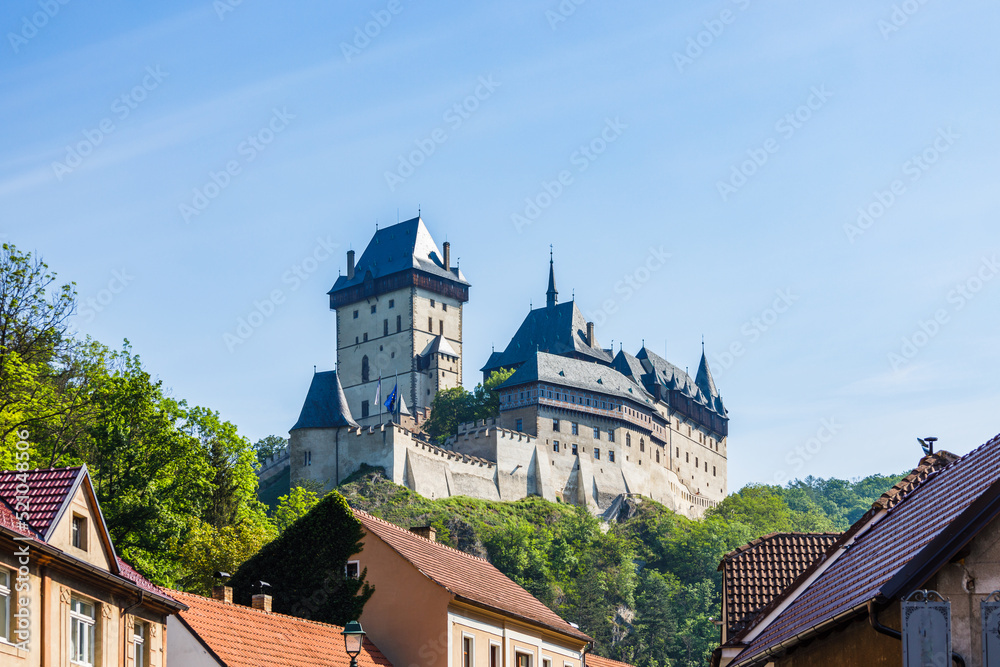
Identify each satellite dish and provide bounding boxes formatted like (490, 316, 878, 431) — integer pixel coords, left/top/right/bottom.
(918, 437, 938, 456)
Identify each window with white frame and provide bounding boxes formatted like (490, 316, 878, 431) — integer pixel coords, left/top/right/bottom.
(462, 635, 474, 667)
(345, 561, 360, 578)
(70, 597, 96, 667)
(543, 658, 552, 667)
(0, 568, 10, 642)
(133, 621, 147, 667)
(516, 652, 532, 667)
(72, 515, 87, 551)
(490, 643, 501, 667)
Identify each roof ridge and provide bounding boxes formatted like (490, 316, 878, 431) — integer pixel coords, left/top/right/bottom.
(721, 532, 841, 563)
(872, 450, 959, 511)
(169, 588, 353, 631)
(352, 508, 493, 563)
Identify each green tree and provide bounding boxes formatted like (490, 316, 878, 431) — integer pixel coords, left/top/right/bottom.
(253, 434, 287, 464)
(273, 485, 320, 534)
(424, 368, 515, 443)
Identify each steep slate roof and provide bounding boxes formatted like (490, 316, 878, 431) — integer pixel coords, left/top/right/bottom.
(719, 532, 841, 639)
(0, 466, 83, 537)
(635, 348, 726, 418)
(354, 509, 592, 643)
(420, 334, 458, 358)
(171, 589, 392, 667)
(482, 301, 613, 373)
(328, 217, 468, 296)
(291, 370, 358, 430)
(729, 437, 1000, 666)
(499, 351, 655, 407)
(695, 351, 725, 414)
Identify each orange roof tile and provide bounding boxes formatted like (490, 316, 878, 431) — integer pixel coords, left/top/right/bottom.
(353, 509, 591, 643)
(586, 654, 637, 667)
(171, 589, 393, 667)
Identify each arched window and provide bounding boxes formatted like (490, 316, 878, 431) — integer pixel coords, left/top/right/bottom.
(626, 433, 631, 447)
(640, 438, 645, 452)
(655, 449, 660, 463)
(362, 355, 370, 382)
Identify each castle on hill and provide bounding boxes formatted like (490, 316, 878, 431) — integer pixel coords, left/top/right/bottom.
(289, 217, 729, 517)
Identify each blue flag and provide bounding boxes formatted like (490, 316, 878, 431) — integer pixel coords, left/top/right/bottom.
(384, 383, 398, 413)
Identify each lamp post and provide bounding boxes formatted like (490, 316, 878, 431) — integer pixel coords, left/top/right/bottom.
(342, 620, 366, 667)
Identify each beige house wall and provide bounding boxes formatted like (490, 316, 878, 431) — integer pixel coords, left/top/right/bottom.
(448, 602, 586, 667)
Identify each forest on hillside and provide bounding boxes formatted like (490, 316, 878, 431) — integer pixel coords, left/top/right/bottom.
(0, 242, 906, 667)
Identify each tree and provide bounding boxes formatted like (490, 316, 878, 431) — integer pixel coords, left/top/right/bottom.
(424, 368, 516, 443)
(253, 434, 287, 464)
(273, 486, 320, 534)
(229, 490, 374, 625)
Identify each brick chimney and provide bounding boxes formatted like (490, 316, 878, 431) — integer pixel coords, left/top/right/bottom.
(347, 250, 356, 280)
(586, 322, 595, 347)
(443, 241, 451, 270)
(211, 586, 233, 604)
(410, 526, 436, 542)
(252, 593, 273, 613)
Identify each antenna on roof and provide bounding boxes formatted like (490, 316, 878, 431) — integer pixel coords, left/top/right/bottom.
(918, 437, 938, 456)
(701, 334, 705, 352)
(418, 205, 421, 217)
(313, 365, 316, 374)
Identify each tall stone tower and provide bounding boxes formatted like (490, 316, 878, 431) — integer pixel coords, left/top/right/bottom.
(327, 217, 469, 426)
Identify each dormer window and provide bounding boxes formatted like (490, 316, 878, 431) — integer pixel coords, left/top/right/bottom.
(72, 515, 87, 551)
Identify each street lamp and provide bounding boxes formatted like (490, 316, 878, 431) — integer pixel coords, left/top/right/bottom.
(342, 620, 366, 667)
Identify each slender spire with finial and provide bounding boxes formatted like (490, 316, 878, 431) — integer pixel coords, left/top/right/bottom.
(546, 245, 558, 308)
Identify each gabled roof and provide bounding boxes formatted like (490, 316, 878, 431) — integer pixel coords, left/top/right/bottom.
(729, 437, 1000, 666)
(481, 301, 612, 373)
(718, 532, 841, 639)
(353, 509, 591, 643)
(291, 370, 358, 431)
(171, 589, 393, 667)
(328, 218, 468, 297)
(498, 351, 654, 408)
(0, 466, 83, 539)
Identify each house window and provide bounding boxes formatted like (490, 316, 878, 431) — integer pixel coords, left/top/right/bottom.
(72, 515, 87, 550)
(304, 451, 312, 466)
(353, 310, 359, 319)
(516, 418, 523, 432)
(133, 621, 147, 667)
(70, 597, 96, 667)
(571, 444, 578, 455)
(608, 429, 615, 442)
(389, 299, 395, 308)
(543, 659, 552, 667)
(490, 644, 501, 667)
(362, 356, 370, 382)
(571, 423, 579, 436)
(0, 569, 10, 642)
(553, 441, 560, 452)
(345, 561, 360, 578)
(362, 401, 370, 418)
(463, 637, 474, 667)
(594, 448, 600, 460)
(553, 419, 560, 432)
(593, 427, 600, 439)
(516, 652, 531, 667)
(383, 320, 389, 336)
(609, 450, 615, 462)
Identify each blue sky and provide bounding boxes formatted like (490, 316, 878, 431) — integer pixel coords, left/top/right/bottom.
(3, 1, 998, 490)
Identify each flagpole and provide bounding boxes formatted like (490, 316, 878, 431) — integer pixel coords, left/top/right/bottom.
(377, 372, 383, 426)
(394, 370, 399, 424)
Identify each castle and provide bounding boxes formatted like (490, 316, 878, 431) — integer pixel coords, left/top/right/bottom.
(289, 217, 729, 518)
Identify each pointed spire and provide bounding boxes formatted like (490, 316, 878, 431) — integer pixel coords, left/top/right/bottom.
(546, 245, 558, 308)
(695, 346, 720, 400)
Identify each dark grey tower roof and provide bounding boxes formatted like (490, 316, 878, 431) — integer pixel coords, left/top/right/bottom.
(291, 370, 358, 430)
(546, 248, 558, 308)
(695, 349, 720, 400)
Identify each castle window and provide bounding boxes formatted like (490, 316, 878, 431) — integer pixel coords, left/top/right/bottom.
(608, 429, 615, 442)
(656, 450, 660, 463)
(553, 419, 560, 432)
(594, 448, 600, 460)
(571, 423, 578, 435)
(609, 450, 615, 462)
(705, 462, 709, 472)
(516, 419, 523, 432)
(442, 303, 448, 312)
(430, 299, 435, 308)
(685, 452, 689, 463)
(363, 333, 368, 342)
(304, 451, 311, 466)
(397, 315, 402, 332)
(696, 457, 699, 467)
(353, 310, 359, 319)
(640, 438, 645, 452)
(676, 447, 680, 457)
(362, 401, 370, 418)
(553, 441, 559, 452)
(389, 299, 395, 308)
(571, 444, 578, 455)
(383, 319, 389, 336)
(626, 433, 631, 447)
(362, 356, 370, 382)
(371, 305, 377, 314)
(439, 320, 444, 334)
(713, 466, 717, 476)
(355, 336, 359, 344)
(593, 427, 600, 439)
(428, 317, 433, 331)
(586, 398, 590, 406)
(520, 392, 524, 400)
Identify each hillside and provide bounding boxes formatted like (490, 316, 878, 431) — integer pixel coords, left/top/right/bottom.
(339, 466, 905, 667)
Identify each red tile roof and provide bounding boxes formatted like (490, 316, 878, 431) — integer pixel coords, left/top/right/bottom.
(731, 437, 1000, 666)
(586, 654, 636, 667)
(353, 509, 592, 643)
(719, 532, 841, 639)
(0, 466, 82, 537)
(0, 501, 39, 539)
(171, 589, 393, 667)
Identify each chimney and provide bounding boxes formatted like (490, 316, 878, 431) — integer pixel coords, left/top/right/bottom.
(347, 250, 356, 280)
(443, 242, 451, 270)
(586, 322, 595, 348)
(211, 586, 233, 604)
(410, 526, 436, 542)
(252, 593, 273, 613)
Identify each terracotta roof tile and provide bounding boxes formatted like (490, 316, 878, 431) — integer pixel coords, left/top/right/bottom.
(353, 509, 591, 643)
(732, 437, 1000, 666)
(586, 654, 637, 667)
(719, 532, 841, 639)
(0, 466, 82, 536)
(171, 589, 393, 667)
